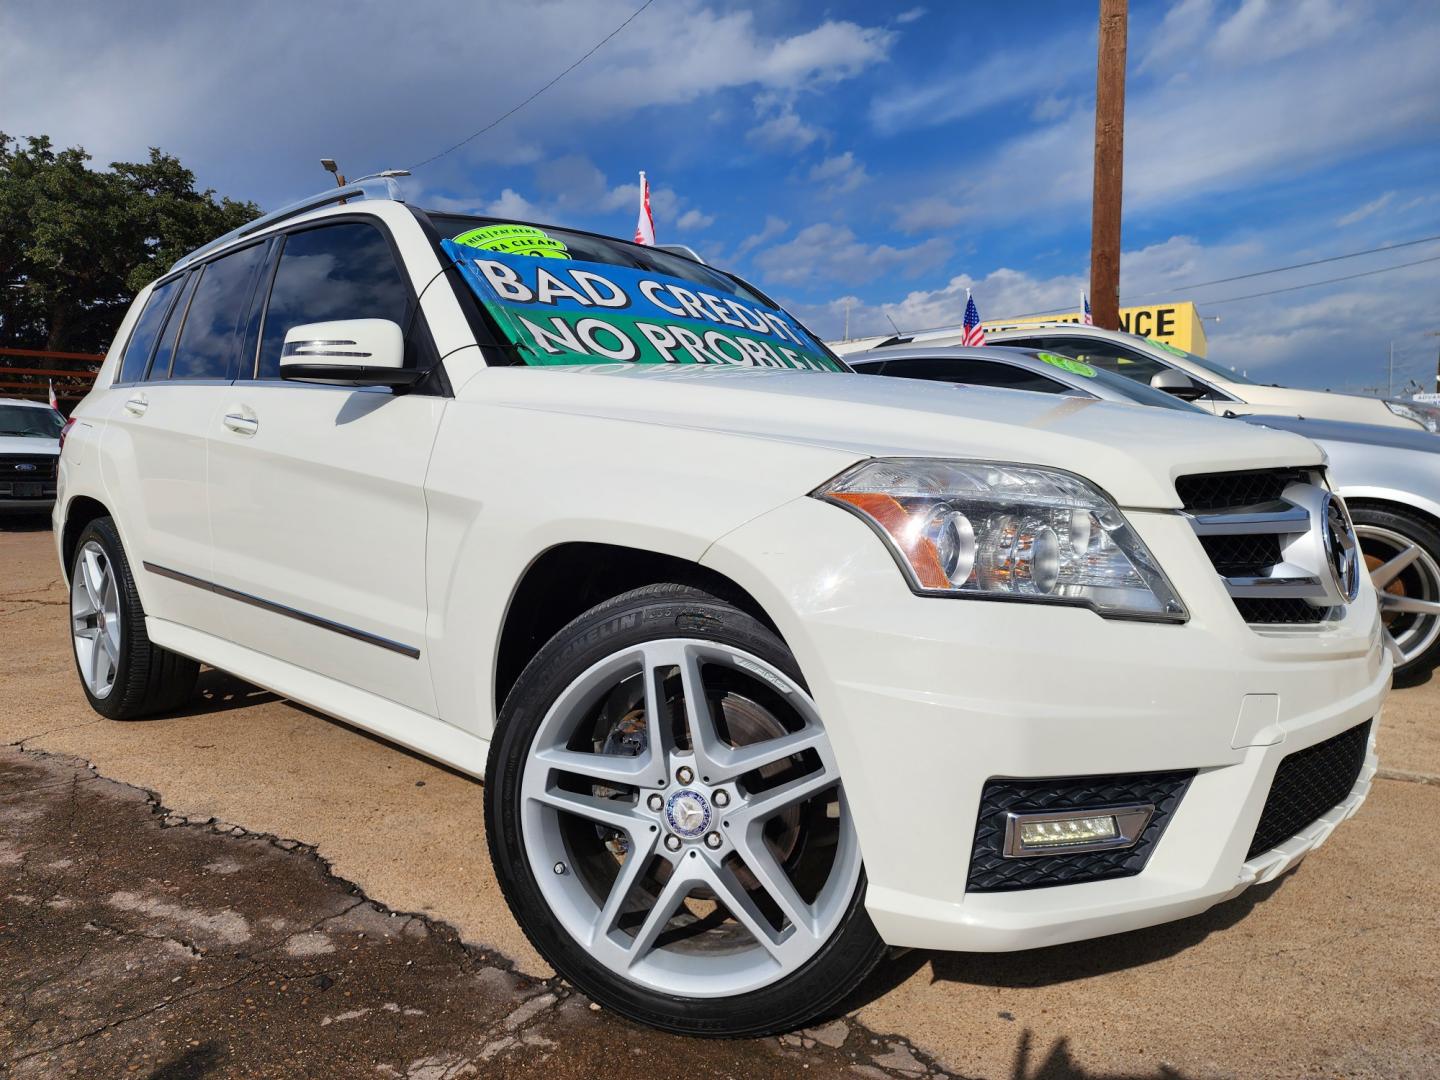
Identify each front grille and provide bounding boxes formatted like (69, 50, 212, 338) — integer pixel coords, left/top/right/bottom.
(0, 454, 57, 480)
(967, 770, 1195, 892)
(1199, 533, 1284, 576)
(1234, 597, 1329, 625)
(1247, 720, 1371, 859)
(1177, 467, 1337, 627)
(1175, 468, 1311, 512)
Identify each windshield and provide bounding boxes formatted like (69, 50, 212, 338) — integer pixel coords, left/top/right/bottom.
(427, 214, 844, 372)
(0, 404, 64, 438)
(1071, 358, 1210, 412)
(1144, 338, 1258, 385)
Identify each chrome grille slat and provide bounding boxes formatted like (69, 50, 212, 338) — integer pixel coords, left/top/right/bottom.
(1177, 468, 1336, 627)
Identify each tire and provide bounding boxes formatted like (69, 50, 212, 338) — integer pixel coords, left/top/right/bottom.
(69, 516, 199, 719)
(485, 583, 886, 1036)
(1349, 504, 1440, 685)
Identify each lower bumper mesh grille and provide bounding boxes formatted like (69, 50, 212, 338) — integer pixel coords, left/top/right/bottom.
(967, 770, 1195, 892)
(1247, 720, 1371, 860)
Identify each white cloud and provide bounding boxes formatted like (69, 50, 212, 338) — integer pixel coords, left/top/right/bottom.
(1209, 0, 1357, 65)
(749, 92, 824, 152)
(734, 215, 789, 258)
(808, 151, 869, 196)
(676, 208, 715, 231)
(1336, 192, 1395, 227)
(0, 2, 894, 208)
(485, 188, 542, 219)
(753, 223, 951, 286)
(895, 7, 927, 24)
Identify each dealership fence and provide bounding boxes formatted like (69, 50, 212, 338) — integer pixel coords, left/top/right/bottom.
(0, 347, 105, 407)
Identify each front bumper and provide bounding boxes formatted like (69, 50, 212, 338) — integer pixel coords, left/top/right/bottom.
(702, 496, 1390, 952)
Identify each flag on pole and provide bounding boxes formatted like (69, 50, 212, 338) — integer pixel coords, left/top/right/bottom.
(1081, 292, 1093, 325)
(961, 290, 986, 346)
(48, 379, 60, 412)
(633, 171, 655, 246)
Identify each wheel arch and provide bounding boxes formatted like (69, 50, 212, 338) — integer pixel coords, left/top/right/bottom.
(60, 495, 113, 582)
(492, 541, 783, 715)
(1342, 490, 1440, 536)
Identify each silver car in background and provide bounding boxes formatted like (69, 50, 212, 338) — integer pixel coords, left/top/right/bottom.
(849, 345, 1440, 682)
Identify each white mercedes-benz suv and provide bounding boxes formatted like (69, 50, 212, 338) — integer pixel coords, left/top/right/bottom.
(55, 179, 1389, 1036)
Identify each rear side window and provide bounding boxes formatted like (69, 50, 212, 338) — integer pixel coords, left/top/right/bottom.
(1025, 337, 1172, 385)
(167, 243, 266, 380)
(146, 273, 199, 382)
(254, 223, 410, 380)
(882, 358, 1075, 394)
(116, 277, 182, 383)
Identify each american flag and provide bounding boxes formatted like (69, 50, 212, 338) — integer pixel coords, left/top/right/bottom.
(633, 170, 655, 246)
(1081, 292, 1093, 325)
(962, 290, 986, 346)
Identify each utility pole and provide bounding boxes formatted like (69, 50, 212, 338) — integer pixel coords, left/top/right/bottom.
(1388, 340, 1395, 398)
(1089, 0, 1128, 331)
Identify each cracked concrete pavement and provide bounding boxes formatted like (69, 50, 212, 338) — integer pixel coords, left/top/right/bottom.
(3, 522, 1439, 1078)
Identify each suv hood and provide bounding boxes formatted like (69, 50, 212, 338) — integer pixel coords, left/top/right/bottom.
(0, 435, 59, 456)
(1218, 383, 1415, 428)
(467, 365, 1321, 509)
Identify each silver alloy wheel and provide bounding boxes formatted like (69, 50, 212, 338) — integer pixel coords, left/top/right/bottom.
(520, 639, 861, 998)
(1357, 523, 1440, 666)
(71, 539, 121, 699)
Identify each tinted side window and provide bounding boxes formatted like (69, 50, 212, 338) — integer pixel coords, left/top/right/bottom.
(254, 223, 410, 380)
(117, 277, 182, 383)
(883, 358, 1074, 394)
(168, 243, 266, 380)
(146, 273, 200, 382)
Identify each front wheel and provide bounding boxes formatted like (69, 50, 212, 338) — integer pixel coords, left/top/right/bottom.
(485, 584, 884, 1036)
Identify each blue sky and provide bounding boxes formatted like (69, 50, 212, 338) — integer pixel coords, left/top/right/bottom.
(5, 0, 1438, 391)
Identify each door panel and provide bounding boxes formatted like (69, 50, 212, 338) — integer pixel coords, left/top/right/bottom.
(207, 384, 443, 715)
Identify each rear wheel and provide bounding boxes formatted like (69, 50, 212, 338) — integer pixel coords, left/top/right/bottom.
(1350, 505, 1440, 684)
(485, 584, 884, 1036)
(70, 517, 199, 719)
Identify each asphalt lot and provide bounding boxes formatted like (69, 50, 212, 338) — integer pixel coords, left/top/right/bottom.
(3, 521, 1438, 1078)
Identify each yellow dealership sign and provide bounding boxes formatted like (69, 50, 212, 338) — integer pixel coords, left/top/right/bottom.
(985, 301, 1208, 356)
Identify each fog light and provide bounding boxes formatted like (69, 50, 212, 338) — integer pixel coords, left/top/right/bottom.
(1002, 803, 1154, 858)
(1019, 815, 1118, 848)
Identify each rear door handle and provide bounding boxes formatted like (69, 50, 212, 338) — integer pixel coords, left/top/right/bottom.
(223, 408, 258, 436)
(124, 393, 148, 416)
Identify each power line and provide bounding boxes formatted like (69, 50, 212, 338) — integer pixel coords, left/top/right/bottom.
(1127, 232, 1440, 300)
(1016, 232, 1440, 316)
(1201, 253, 1440, 306)
(408, 0, 659, 172)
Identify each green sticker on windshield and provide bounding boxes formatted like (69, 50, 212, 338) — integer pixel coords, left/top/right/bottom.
(453, 224, 570, 259)
(1037, 351, 1096, 378)
(1148, 338, 1188, 357)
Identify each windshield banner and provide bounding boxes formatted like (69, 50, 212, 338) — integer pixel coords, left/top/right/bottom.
(442, 238, 841, 370)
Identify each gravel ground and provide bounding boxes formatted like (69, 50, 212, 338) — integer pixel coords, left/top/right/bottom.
(3, 521, 1438, 1078)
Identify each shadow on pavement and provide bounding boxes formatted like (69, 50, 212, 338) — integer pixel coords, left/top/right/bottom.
(1005, 1029, 1194, 1079)
(0, 511, 53, 532)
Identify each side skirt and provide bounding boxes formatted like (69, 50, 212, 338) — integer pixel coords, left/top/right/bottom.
(145, 616, 490, 780)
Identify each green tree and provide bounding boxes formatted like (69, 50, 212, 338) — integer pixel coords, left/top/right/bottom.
(0, 134, 260, 352)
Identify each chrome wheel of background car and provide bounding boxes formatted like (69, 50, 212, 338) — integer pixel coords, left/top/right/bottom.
(1357, 524, 1440, 668)
(519, 639, 860, 998)
(71, 539, 121, 699)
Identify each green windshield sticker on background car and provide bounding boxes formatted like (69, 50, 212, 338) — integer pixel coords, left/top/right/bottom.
(452, 224, 570, 259)
(1037, 351, 1096, 377)
(1148, 338, 1188, 357)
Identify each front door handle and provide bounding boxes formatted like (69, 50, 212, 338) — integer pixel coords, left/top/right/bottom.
(124, 393, 148, 416)
(223, 409, 258, 436)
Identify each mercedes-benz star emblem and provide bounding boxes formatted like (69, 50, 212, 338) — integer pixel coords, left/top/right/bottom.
(665, 789, 712, 838)
(1322, 493, 1361, 604)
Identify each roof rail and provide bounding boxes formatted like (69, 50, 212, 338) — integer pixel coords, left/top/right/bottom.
(984, 319, 1089, 332)
(654, 243, 707, 265)
(170, 171, 410, 272)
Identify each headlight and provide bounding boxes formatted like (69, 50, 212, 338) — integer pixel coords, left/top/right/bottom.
(813, 459, 1187, 622)
(1385, 400, 1440, 434)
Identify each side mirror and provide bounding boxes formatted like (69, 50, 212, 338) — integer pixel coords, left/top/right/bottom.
(1150, 369, 1205, 401)
(280, 320, 420, 387)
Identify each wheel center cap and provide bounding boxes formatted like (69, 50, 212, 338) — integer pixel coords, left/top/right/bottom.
(665, 789, 712, 838)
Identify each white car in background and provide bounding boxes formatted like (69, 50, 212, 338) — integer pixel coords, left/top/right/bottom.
(0, 397, 64, 514)
(54, 179, 1389, 1035)
(833, 323, 1440, 432)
